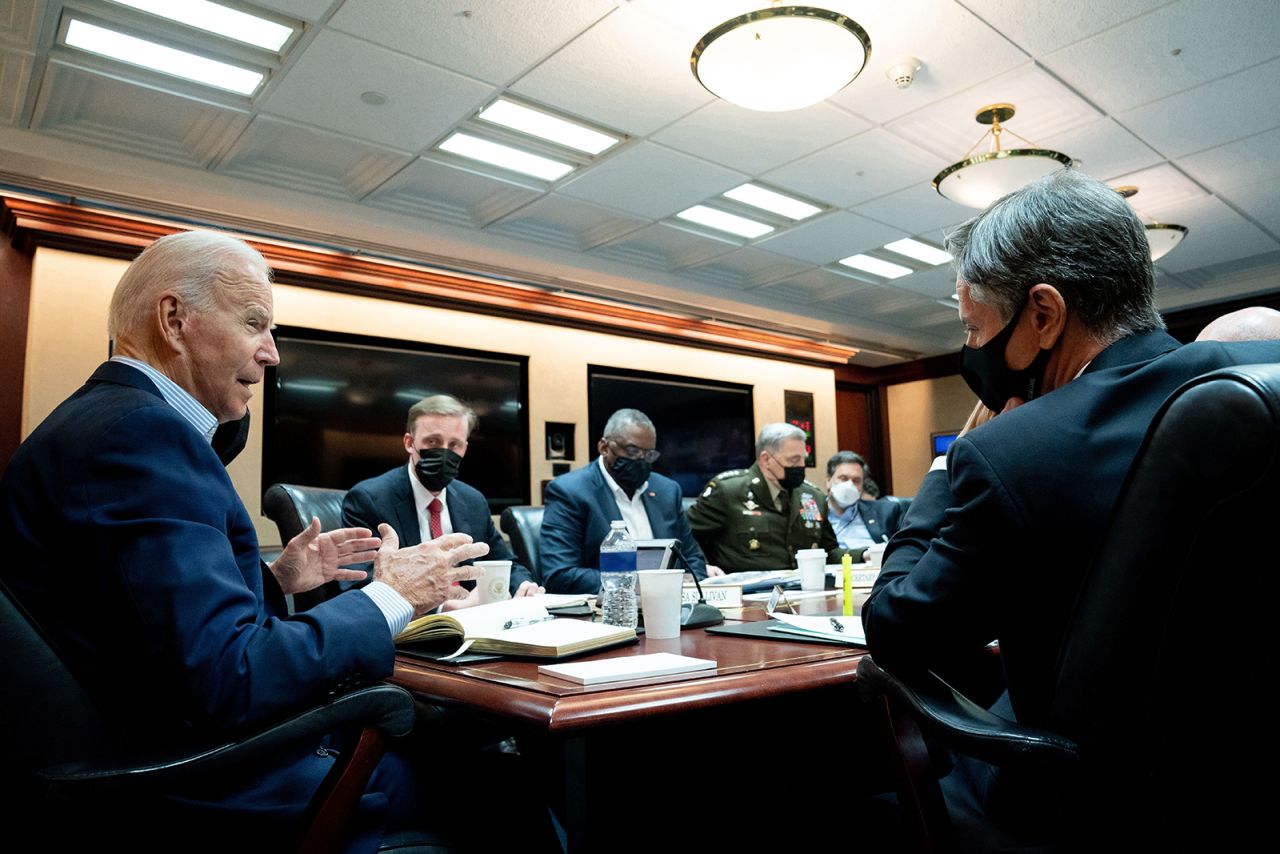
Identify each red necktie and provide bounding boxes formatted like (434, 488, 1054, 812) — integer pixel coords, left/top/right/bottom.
(427, 498, 443, 539)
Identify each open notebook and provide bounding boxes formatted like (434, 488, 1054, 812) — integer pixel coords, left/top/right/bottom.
(396, 597, 634, 658)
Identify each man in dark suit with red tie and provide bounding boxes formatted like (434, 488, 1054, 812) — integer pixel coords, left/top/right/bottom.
(342, 394, 540, 604)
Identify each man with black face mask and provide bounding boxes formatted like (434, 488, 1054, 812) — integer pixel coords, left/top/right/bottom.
(686, 422, 844, 573)
(343, 394, 540, 605)
(862, 169, 1280, 851)
(540, 408, 711, 594)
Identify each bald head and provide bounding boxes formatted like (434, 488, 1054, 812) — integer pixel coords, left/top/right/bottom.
(1195, 307, 1280, 343)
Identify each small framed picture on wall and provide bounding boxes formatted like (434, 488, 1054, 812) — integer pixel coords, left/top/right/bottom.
(784, 390, 816, 468)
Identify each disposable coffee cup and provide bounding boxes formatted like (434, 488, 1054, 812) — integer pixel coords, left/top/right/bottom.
(474, 560, 512, 604)
(865, 543, 887, 569)
(795, 549, 827, 591)
(638, 569, 683, 639)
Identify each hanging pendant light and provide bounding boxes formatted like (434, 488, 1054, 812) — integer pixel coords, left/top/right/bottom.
(933, 104, 1073, 209)
(1114, 186, 1190, 261)
(691, 5, 871, 112)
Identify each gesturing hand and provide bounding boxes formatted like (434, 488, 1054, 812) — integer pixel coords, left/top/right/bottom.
(374, 524, 488, 616)
(269, 517, 378, 595)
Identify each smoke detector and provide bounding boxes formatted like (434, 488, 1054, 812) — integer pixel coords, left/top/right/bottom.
(885, 56, 922, 89)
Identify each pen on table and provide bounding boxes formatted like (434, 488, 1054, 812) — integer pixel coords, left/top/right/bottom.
(503, 616, 555, 630)
(829, 617, 845, 633)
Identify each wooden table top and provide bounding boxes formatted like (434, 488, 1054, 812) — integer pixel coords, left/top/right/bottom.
(392, 611, 867, 733)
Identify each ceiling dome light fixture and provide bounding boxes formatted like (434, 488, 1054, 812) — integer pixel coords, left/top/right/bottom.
(1112, 186, 1190, 261)
(691, 5, 871, 112)
(933, 103, 1073, 209)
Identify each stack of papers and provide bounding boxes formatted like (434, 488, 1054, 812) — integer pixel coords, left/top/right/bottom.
(538, 653, 717, 685)
(766, 612, 866, 646)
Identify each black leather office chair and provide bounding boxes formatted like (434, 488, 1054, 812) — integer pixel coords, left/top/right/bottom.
(857, 364, 1280, 852)
(499, 505, 545, 583)
(882, 494, 912, 517)
(0, 576, 417, 854)
(263, 483, 350, 611)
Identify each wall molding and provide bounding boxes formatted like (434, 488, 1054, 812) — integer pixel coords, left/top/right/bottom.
(1, 193, 859, 367)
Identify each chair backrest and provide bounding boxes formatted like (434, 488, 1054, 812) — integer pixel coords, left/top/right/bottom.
(262, 484, 349, 611)
(499, 506, 545, 583)
(882, 494, 912, 517)
(0, 578, 114, 783)
(1050, 364, 1280, 840)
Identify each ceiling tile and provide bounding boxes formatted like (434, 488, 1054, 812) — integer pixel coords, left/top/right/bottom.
(556, 141, 744, 219)
(965, 0, 1171, 55)
(215, 115, 411, 200)
(486, 194, 646, 252)
(1178, 127, 1280, 192)
(885, 63, 1102, 163)
(0, 0, 40, 47)
(262, 30, 494, 152)
(651, 99, 868, 176)
(251, 0, 336, 20)
(764, 128, 948, 208)
(1118, 58, 1280, 159)
(365, 157, 542, 228)
(587, 221, 734, 272)
(881, 265, 958, 300)
(1109, 162, 1207, 212)
(0, 47, 30, 125)
(1039, 118, 1163, 181)
(1044, 0, 1280, 114)
(331, 0, 612, 85)
(509, 4, 713, 136)
(30, 61, 250, 168)
(853, 182, 972, 239)
(1208, 175, 1280, 248)
(823, 0, 1030, 124)
(1144, 194, 1279, 274)
(680, 247, 812, 291)
(755, 211, 905, 264)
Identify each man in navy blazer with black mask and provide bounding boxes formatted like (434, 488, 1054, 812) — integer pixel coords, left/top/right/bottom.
(540, 408, 715, 594)
(342, 394, 540, 603)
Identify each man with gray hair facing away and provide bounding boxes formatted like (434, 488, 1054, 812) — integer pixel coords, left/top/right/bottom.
(863, 169, 1280, 850)
(687, 422, 842, 572)
(540, 408, 711, 593)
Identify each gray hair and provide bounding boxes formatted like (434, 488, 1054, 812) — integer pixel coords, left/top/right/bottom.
(943, 169, 1164, 344)
(826, 450, 868, 479)
(108, 230, 270, 342)
(756, 422, 806, 457)
(602, 408, 655, 440)
(406, 394, 478, 436)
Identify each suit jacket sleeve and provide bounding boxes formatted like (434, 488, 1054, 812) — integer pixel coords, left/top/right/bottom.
(538, 477, 601, 594)
(862, 440, 1025, 674)
(666, 488, 707, 578)
(93, 407, 393, 732)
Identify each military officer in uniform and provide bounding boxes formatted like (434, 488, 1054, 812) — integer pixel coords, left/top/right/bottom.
(687, 422, 848, 572)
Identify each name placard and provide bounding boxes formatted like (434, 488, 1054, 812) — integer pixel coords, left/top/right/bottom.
(682, 585, 743, 608)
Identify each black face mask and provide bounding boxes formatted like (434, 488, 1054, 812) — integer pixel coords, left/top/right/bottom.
(960, 304, 1052, 413)
(778, 464, 806, 491)
(609, 456, 651, 498)
(415, 447, 463, 492)
(211, 412, 250, 467)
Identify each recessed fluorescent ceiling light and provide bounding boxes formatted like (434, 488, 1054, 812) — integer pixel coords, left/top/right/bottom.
(676, 205, 774, 239)
(838, 253, 913, 279)
(723, 183, 821, 220)
(110, 0, 293, 51)
(65, 19, 264, 94)
(884, 238, 952, 265)
(437, 132, 575, 181)
(478, 99, 619, 155)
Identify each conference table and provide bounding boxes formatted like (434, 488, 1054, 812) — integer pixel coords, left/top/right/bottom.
(390, 590, 880, 851)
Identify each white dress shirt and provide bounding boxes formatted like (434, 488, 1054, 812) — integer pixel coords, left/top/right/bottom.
(597, 456, 654, 540)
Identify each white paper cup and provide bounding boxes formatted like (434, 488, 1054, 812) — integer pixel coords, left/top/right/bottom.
(638, 569, 683, 639)
(865, 543, 887, 569)
(796, 549, 827, 591)
(474, 560, 512, 604)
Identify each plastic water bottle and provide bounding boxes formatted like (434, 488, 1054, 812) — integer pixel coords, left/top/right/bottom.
(599, 520, 638, 629)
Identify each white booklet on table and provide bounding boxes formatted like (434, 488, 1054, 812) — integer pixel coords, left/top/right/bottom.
(767, 612, 867, 646)
(538, 652, 716, 685)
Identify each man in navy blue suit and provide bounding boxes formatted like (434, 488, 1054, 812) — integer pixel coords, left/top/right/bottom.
(0, 230, 491, 851)
(824, 450, 903, 561)
(539, 408, 715, 594)
(342, 394, 541, 603)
